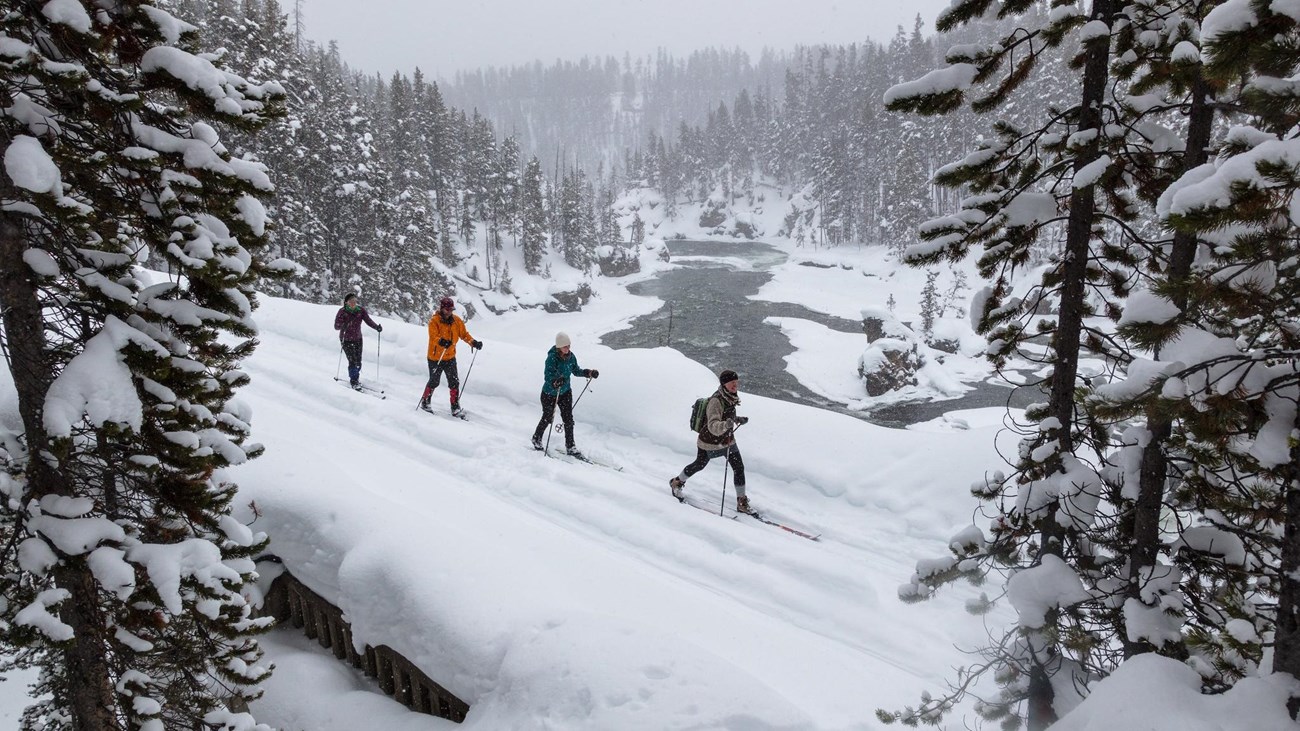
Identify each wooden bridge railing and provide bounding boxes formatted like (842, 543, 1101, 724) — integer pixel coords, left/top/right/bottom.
(258, 560, 470, 722)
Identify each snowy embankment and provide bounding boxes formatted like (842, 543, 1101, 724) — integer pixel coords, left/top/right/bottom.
(232, 292, 1013, 730)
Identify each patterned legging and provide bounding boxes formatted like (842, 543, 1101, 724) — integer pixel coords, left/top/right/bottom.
(533, 390, 575, 449)
(679, 444, 745, 495)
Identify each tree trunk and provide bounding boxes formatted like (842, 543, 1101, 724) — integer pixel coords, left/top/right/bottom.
(1273, 408, 1300, 719)
(1123, 74, 1214, 659)
(1029, 2, 1115, 727)
(0, 214, 122, 730)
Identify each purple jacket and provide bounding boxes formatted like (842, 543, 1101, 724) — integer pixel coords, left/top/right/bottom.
(334, 306, 379, 341)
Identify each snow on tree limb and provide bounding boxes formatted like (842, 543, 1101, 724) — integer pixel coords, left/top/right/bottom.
(1007, 555, 1090, 630)
(42, 317, 168, 438)
(883, 63, 979, 113)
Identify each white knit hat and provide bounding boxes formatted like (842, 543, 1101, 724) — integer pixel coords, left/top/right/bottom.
(555, 332, 571, 348)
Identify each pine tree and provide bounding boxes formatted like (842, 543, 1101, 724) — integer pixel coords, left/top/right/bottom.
(576, 173, 600, 272)
(0, 3, 286, 727)
(559, 169, 586, 270)
(630, 211, 646, 248)
(1152, 0, 1300, 713)
(880, 121, 932, 255)
(241, 0, 324, 299)
(496, 135, 522, 246)
(521, 156, 548, 276)
(885, 2, 1132, 727)
(381, 71, 440, 320)
(918, 270, 939, 340)
(1089, 0, 1225, 665)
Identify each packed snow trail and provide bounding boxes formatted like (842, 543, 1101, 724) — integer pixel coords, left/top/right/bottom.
(235, 296, 1011, 730)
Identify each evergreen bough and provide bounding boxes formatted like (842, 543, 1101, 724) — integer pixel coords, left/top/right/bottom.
(0, 2, 286, 727)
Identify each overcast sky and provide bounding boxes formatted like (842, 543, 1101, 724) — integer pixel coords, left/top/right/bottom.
(302, 0, 954, 79)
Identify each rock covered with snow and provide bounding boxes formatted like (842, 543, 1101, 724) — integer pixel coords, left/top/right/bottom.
(861, 305, 915, 343)
(856, 307, 931, 396)
(858, 337, 925, 396)
(595, 244, 641, 277)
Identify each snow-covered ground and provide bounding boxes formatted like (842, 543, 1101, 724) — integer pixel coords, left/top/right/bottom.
(223, 288, 1300, 730)
(0, 663, 37, 728)
(4, 198, 1296, 727)
(228, 291, 1014, 729)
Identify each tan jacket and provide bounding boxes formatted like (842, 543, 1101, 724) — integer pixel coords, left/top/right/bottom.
(698, 387, 740, 451)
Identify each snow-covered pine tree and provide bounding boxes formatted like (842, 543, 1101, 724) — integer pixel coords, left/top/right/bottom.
(559, 169, 583, 269)
(1085, 0, 1226, 665)
(576, 171, 600, 272)
(520, 156, 548, 275)
(939, 268, 967, 317)
(0, 2, 287, 728)
(630, 211, 646, 248)
(1155, 0, 1300, 713)
(918, 270, 939, 340)
(338, 88, 392, 306)
(884, 1, 1133, 727)
(421, 80, 460, 268)
(381, 70, 441, 320)
(880, 121, 933, 256)
(239, 0, 325, 299)
(496, 135, 522, 247)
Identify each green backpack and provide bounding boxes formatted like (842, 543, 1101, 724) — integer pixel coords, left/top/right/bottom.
(689, 396, 711, 433)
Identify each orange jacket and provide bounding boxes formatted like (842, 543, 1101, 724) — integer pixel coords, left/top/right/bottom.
(426, 313, 474, 361)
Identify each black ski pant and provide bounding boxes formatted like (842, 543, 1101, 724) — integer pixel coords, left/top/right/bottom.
(680, 444, 745, 495)
(533, 390, 575, 449)
(425, 358, 461, 406)
(341, 339, 363, 384)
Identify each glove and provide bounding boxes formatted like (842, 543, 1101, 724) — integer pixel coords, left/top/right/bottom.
(551, 379, 563, 390)
(376, 324, 383, 332)
(438, 338, 452, 348)
(587, 369, 599, 379)
(735, 416, 749, 426)
(472, 340, 483, 350)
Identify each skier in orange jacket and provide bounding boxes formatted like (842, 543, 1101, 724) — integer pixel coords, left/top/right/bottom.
(419, 296, 481, 416)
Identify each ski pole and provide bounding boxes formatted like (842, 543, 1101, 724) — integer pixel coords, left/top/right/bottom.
(459, 347, 479, 397)
(571, 377, 593, 410)
(544, 397, 558, 454)
(721, 446, 730, 517)
(719, 423, 743, 516)
(415, 344, 451, 408)
(336, 342, 345, 379)
(375, 331, 382, 385)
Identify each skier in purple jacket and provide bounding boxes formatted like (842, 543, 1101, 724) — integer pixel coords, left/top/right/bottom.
(334, 293, 382, 388)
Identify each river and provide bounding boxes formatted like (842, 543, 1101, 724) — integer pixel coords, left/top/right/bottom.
(598, 240, 1035, 428)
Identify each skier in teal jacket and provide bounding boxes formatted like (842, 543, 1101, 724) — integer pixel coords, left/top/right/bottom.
(531, 332, 599, 457)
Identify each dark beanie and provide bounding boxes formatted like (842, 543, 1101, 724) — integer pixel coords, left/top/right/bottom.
(343, 293, 357, 305)
(719, 369, 739, 385)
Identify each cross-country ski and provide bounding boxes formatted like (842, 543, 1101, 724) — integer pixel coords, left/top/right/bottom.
(334, 377, 387, 399)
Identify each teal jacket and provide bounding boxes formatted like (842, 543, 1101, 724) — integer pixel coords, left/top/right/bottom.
(542, 346, 585, 396)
